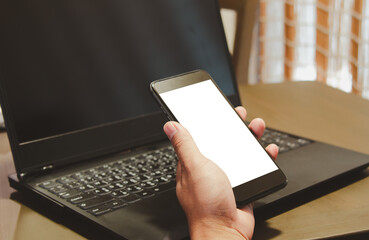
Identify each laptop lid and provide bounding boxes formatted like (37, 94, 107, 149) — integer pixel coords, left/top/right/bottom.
(0, 0, 240, 177)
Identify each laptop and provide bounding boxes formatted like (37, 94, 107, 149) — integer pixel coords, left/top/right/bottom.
(1, 0, 369, 239)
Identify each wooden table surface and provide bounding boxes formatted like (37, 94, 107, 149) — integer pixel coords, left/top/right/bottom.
(1, 81, 369, 240)
(239, 81, 369, 240)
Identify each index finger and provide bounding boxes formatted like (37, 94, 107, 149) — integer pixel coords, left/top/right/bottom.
(235, 106, 247, 121)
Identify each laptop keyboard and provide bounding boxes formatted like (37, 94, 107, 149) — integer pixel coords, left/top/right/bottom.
(38, 129, 311, 216)
(39, 146, 177, 216)
(260, 129, 311, 153)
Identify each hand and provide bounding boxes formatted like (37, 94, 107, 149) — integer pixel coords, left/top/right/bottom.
(163, 106, 278, 240)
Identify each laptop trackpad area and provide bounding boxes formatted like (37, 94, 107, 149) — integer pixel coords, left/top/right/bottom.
(255, 142, 369, 210)
(100, 189, 188, 240)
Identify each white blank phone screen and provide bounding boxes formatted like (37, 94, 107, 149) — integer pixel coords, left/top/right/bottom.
(160, 80, 278, 187)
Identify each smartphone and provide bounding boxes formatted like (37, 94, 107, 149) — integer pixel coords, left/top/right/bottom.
(150, 70, 287, 204)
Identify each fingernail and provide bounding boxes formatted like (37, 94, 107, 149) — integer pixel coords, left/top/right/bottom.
(164, 122, 178, 140)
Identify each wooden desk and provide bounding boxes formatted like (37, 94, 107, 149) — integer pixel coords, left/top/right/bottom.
(1, 81, 369, 239)
(239, 81, 369, 240)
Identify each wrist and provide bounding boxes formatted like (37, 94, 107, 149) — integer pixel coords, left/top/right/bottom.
(189, 218, 248, 240)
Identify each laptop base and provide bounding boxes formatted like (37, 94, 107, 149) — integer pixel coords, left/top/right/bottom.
(9, 141, 369, 240)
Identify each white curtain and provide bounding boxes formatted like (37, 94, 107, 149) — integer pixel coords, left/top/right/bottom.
(251, 0, 369, 100)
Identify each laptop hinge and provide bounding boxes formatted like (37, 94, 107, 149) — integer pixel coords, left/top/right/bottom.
(19, 164, 54, 180)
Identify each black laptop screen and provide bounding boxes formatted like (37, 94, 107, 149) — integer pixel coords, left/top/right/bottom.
(0, 0, 237, 145)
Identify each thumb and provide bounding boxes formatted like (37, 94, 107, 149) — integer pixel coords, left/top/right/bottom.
(163, 121, 205, 170)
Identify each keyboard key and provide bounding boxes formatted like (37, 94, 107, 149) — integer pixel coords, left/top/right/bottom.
(127, 171, 138, 177)
(102, 176, 115, 183)
(136, 190, 155, 198)
(84, 168, 99, 175)
(70, 172, 89, 180)
(139, 181, 157, 189)
(162, 160, 174, 166)
(48, 185, 68, 194)
(136, 167, 148, 174)
(126, 185, 143, 193)
(279, 146, 290, 153)
(92, 188, 103, 194)
(162, 166, 176, 174)
(108, 182, 125, 190)
(109, 169, 122, 175)
(297, 138, 311, 145)
(79, 176, 96, 183)
(56, 176, 75, 184)
(88, 204, 112, 216)
(106, 200, 127, 209)
(65, 182, 81, 188)
(98, 187, 111, 194)
(85, 184, 96, 190)
(149, 164, 161, 170)
(92, 180, 108, 187)
(156, 176, 170, 184)
(94, 172, 108, 179)
(59, 189, 81, 199)
(111, 190, 129, 198)
(165, 174, 175, 180)
(152, 181, 176, 193)
(121, 194, 140, 203)
(136, 174, 152, 182)
(122, 178, 139, 186)
(97, 164, 111, 171)
(150, 170, 163, 178)
(111, 175, 123, 181)
(79, 194, 114, 209)
(287, 142, 300, 149)
(39, 181, 59, 189)
(69, 192, 95, 204)
(76, 184, 94, 191)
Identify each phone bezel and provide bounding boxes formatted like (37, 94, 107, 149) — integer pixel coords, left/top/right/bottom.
(150, 70, 287, 204)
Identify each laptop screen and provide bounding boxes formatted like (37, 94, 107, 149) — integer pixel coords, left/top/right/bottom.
(0, 0, 239, 172)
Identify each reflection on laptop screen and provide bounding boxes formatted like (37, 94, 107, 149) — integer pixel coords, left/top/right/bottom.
(0, 0, 237, 144)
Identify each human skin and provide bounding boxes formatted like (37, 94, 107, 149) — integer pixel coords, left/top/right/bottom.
(163, 106, 278, 240)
